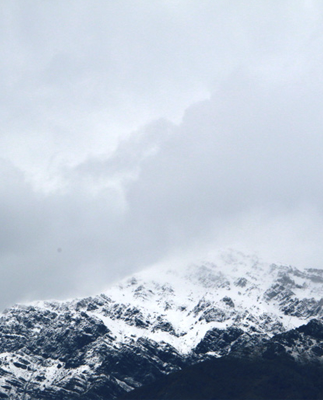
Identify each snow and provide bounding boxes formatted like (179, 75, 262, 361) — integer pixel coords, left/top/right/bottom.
(4, 249, 322, 357)
(8, 249, 321, 357)
(78, 249, 323, 354)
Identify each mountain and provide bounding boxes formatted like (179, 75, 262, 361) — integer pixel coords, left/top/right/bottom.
(119, 354, 323, 400)
(0, 250, 323, 399)
(121, 319, 323, 400)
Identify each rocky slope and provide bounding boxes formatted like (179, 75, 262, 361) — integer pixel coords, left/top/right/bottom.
(0, 250, 323, 399)
(120, 351, 323, 400)
(121, 319, 323, 399)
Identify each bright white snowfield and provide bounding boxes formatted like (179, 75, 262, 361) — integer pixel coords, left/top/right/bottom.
(29, 249, 323, 354)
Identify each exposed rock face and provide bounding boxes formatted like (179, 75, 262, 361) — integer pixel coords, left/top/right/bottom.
(0, 303, 187, 399)
(194, 327, 244, 355)
(0, 250, 323, 399)
(254, 319, 323, 362)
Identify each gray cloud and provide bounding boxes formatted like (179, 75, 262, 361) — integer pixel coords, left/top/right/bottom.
(123, 69, 323, 263)
(1, 1, 323, 309)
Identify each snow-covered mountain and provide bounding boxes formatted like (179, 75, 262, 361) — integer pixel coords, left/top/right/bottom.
(1, 250, 323, 399)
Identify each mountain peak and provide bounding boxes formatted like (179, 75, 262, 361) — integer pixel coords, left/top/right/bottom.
(0, 250, 323, 399)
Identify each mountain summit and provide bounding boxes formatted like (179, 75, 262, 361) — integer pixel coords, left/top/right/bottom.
(1, 250, 323, 399)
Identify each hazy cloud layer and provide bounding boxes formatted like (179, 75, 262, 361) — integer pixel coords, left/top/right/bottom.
(1, 1, 323, 309)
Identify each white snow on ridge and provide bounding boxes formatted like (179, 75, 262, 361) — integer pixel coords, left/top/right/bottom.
(83, 249, 323, 354)
(13, 249, 323, 355)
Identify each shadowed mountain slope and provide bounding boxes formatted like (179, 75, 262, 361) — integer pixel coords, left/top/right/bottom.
(120, 355, 323, 400)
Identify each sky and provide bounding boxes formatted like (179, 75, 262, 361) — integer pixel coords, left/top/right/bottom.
(1, 0, 323, 310)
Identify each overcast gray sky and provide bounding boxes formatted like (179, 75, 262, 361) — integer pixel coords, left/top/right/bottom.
(1, 0, 323, 310)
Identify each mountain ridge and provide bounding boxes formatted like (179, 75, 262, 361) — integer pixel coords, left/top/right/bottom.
(0, 250, 323, 399)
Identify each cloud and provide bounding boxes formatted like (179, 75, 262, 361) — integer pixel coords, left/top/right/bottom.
(1, 1, 323, 309)
(2, 67, 323, 310)
(2, 1, 320, 187)
(121, 69, 323, 265)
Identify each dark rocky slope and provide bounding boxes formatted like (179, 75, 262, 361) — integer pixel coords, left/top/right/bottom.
(119, 355, 323, 400)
